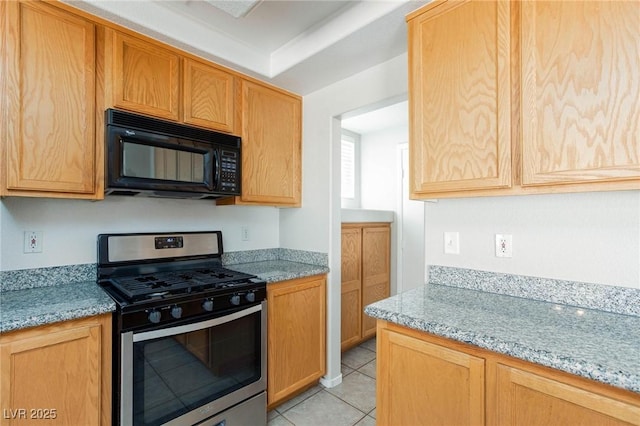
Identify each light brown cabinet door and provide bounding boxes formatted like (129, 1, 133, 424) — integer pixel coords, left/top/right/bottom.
(521, 1, 640, 187)
(110, 31, 180, 121)
(341, 227, 362, 351)
(183, 58, 236, 133)
(2, 1, 98, 197)
(378, 326, 485, 426)
(494, 363, 640, 425)
(408, 0, 512, 196)
(267, 275, 326, 408)
(239, 80, 302, 206)
(0, 315, 112, 426)
(361, 226, 390, 339)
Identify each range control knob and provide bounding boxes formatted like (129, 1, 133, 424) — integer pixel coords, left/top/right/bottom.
(171, 306, 183, 319)
(230, 294, 241, 306)
(202, 299, 214, 312)
(148, 310, 161, 324)
(245, 292, 256, 303)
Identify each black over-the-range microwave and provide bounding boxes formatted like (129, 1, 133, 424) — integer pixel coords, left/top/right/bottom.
(105, 108, 242, 199)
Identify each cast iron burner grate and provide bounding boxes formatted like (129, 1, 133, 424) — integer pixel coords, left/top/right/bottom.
(110, 268, 255, 300)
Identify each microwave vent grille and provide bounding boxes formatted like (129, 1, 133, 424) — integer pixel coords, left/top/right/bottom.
(106, 109, 240, 149)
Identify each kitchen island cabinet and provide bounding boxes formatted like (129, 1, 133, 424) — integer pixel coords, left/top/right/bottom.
(1, 0, 102, 199)
(0, 314, 112, 425)
(267, 274, 326, 409)
(407, 0, 640, 199)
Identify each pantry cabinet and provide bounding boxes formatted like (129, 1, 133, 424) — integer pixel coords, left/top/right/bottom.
(0, 314, 112, 426)
(341, 223, 390, 351)
(267, 275, 326, 409)
(1, 0, 102, 199)
(376, 320, 640, 426)
(407, 0, 640, 199)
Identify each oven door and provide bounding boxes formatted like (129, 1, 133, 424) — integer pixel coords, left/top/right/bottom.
(120, 302, 266, 426)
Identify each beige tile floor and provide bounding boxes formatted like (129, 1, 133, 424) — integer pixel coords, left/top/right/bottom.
(267, 338, 377, 426)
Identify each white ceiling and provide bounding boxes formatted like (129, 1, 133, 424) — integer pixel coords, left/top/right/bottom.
(342, 100, 408, 135)
(66, 0, 428, 96)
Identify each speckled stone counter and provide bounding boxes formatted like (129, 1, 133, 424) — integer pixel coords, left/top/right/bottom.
(1, 281, 116, 333)
(365, 283, 640, 393)
(227, 260, 330, 283)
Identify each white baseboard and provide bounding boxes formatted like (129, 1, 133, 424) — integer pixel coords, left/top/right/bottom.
(320, 373, 342, 388)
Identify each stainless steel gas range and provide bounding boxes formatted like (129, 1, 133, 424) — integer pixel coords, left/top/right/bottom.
(97, 231, 267, 426)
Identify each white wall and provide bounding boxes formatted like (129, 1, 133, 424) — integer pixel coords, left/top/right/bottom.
(1, 196, 279, 271)
(360, 125, 407, 211)
(425, 190, 640, 289)
(280, 53, 409, 388)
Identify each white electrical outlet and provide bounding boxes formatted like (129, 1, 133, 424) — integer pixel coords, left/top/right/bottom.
(241, 226, 250, 241)
(444, 232, 460, 254)
(495, 234, 512, 258)
(24, 231, 43, 253)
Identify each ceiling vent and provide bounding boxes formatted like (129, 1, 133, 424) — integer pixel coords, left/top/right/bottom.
(203, 0, 263, 18)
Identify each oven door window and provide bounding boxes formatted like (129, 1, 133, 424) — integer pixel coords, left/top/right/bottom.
(129, 309, 263, 426)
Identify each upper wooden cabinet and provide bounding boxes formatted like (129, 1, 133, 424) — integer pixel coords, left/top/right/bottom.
(101, 29, 237, 133)
(220, 79, 302, 207)
(408, 0, 512, 197)
(1, 1, 102, 199)
(407, 0, 640, 199)
(183, 58, 236, 133)
(107, 30, 180, 121)
(520, 1, 640, 187)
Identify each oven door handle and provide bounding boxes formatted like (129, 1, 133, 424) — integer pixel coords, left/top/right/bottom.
(131, 302, 263, 342)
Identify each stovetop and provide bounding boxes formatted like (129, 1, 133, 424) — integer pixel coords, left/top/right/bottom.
(97, 231, 267, 330)
(107, 267, 258, 302)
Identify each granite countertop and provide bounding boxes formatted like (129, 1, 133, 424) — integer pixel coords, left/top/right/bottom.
(365, 283, 640, 393)
(0, 259, 328, 334)
(0, 281, 116, 334)
(226, 260, 330, 283)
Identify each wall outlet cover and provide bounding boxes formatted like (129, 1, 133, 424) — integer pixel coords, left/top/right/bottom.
(495, 234, 512, 258)
(444, 231, 460, 254)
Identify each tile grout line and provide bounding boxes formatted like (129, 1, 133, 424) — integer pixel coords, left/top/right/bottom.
(268, 340, 377, 426)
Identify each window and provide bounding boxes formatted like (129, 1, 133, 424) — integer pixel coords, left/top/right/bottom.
(341, 136, 355, 199)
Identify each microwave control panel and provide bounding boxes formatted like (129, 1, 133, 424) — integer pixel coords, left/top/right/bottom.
(219, 150, 240, 193)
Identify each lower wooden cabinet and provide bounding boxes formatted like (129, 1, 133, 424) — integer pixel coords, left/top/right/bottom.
(376, 320, 640, 426)
(341, 223, 390, 351)
(0, 314, 112, 425)
(267, 275, 326, 409)
(495, 363, 640, 426)
(378, 324, 485, 426)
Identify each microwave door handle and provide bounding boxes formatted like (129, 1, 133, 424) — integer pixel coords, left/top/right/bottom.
(213, 149, 220, 190)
